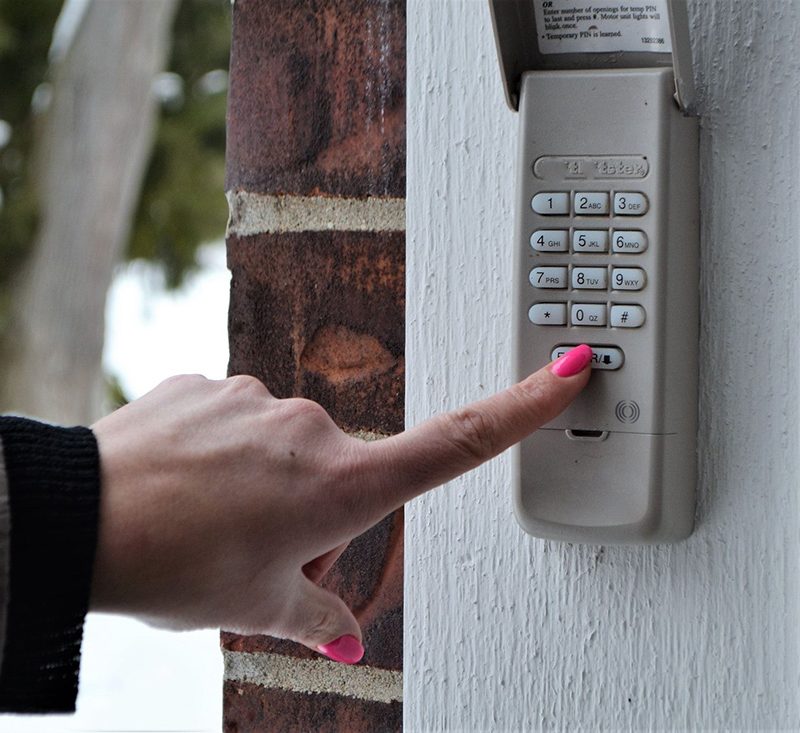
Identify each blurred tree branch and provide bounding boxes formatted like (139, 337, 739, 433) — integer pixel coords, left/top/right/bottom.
(1, 0, 179, 422)
(0, 0, 231, 423)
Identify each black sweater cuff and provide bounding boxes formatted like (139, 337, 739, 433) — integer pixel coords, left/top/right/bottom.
(0, 417, 100, 713)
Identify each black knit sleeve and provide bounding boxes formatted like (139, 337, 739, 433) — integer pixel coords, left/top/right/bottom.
(0, 417, 100, 713)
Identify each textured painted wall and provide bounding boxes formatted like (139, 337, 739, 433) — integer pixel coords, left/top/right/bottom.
(406, 1, 800, 730)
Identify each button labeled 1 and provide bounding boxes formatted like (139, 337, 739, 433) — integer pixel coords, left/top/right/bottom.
(531, 192, 569, 215)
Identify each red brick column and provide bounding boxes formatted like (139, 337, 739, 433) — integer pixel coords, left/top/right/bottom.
(221, 1, 405, 730)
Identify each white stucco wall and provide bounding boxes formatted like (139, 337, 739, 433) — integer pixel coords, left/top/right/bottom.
(405, 1, 800, 729)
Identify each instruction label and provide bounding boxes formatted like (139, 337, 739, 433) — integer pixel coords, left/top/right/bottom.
(533, 1, 672, 55)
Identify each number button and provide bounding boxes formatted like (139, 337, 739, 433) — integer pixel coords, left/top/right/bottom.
(573, 230, 609, 253)
(612, 230, 648, 253)
(571, 303, 607, 326)
(528, 303, 567, 325)
(530, 229, 569, 252)
(612, 267, 646, 290)
(610, 304, 646, 328)
(574, 192, 609, 215)
(529, 266, 568, 289)
(531, 192, 570, 215)
(613, 192, 648, 216)
(572, 267, 607, 290)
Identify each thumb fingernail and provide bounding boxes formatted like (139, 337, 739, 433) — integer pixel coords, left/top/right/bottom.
(550, 344, 592, 378)
(317, 635, 364, 664)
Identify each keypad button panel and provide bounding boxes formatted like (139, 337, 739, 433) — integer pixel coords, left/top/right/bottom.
(527, 190, 651, 334)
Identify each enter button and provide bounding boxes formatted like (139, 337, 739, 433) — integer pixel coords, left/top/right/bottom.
(551, 345, 624, 371)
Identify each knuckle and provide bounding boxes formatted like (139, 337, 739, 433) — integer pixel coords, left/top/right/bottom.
(158, 373, 208, 390)
(282, 397, 332, 426)
(443, 407, 498, 463)
(226, 373, 268, 395)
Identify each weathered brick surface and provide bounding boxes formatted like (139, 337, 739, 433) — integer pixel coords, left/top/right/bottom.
(227, 231, 405, 435)
(226, 0, 406, 197)
(224, 0, 405, 727)
(221, 509, 404, 670)
(223, 681, 402, 733)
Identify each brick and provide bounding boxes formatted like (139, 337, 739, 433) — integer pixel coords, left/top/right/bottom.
(226, 0, 406, 197)
(222, 509, 403, 671)
(227, 231, 405, 435)
(223, 681, 402, 733)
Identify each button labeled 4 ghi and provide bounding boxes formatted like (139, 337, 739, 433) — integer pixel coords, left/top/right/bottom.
(530, 229, 569, 252)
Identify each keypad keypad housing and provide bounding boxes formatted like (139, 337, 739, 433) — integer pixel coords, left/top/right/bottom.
(512, 68, 700, 544)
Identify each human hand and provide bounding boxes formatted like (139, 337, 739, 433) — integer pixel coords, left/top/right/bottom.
(90, 345, 592, 663)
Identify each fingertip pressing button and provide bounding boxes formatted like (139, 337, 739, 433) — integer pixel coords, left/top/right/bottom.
(551, 345, 624, 370)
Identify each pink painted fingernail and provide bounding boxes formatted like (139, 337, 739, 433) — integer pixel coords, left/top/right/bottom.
(550, 344, 593, 377)
(317, 635, 364, 664)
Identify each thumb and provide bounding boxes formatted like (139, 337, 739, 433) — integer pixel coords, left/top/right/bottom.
(286, 577, 364, 664)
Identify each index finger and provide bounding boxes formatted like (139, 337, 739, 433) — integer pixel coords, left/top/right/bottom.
(360, 344, 592, 516)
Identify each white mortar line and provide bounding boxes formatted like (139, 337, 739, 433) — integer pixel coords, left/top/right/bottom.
(226, 191, 406, 236)
(223, 650, 403, 704)
(349, 429, 390, 443)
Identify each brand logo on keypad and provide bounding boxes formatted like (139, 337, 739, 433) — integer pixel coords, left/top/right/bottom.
(615, 400, 640, 424)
